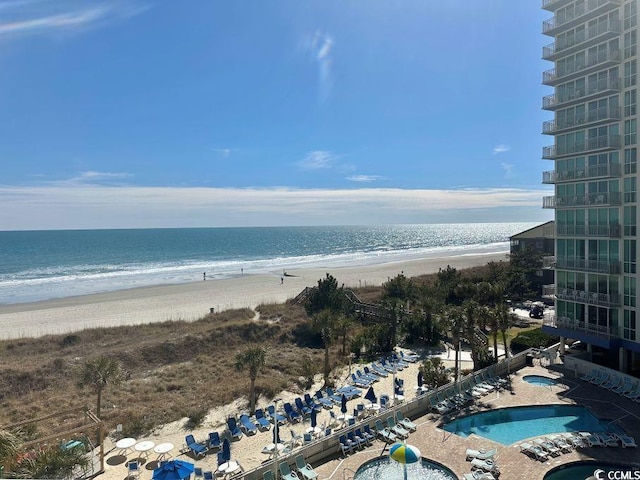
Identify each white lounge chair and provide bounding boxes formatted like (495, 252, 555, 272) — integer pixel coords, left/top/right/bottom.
(578, 432, 605, 447)
(534, 438, 561, 456)
(470, 457, 500, 474)
(463, 471, 496, 480)
(466, 448, 497, 461)
(518, 442, 549, 461)
(612, 432, 638, 448)
(546, 434, 572, 453)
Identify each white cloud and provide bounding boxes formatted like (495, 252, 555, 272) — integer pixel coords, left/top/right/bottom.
(492, 144, 511, 155)
(300, 30, 334, 103)
(212, 148, 232, 157)
(297, 150, 335, 170)
(0, 183, 551, 230)
(347, 175, 383, 183)
(500, 162, 514, 179)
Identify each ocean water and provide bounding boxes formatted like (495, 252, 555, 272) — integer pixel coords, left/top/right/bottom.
(0, 223, 537, 304)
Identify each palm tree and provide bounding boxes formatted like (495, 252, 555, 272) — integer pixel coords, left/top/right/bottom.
(312, 309, 338, 387)
(79, 356, 123, 420)
(487, 307, 500, 362)
(495, 301, 513, 358)
(234, 345, 267, 414)
(0, 429, 19, 475)
(445, 305, 466, 381)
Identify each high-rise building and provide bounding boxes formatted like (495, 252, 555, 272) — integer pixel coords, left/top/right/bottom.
(540, 0, 639, 372)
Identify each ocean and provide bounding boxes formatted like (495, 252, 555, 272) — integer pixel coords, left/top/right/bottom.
(0, 223, 538, 305)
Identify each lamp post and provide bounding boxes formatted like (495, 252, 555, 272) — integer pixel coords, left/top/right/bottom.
(273, 397, 281, 480)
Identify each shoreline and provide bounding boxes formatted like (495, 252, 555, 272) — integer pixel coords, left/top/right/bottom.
(0, 250, 508, 340)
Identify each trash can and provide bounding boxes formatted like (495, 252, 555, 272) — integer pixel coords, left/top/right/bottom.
(526, 354, 534, 367)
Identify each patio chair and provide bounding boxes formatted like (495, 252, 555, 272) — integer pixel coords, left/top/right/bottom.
(533, 437, 561, 456)
(279, 462, 300, 480)
(577, 432, 605, 447)
(518, 442, 548, 461)
(594, 432, 619, 447)
(354, 428, 371, 446)
(561, 432, 586, 448)
(227, 417, 244, 440)
(267, 405, 287, 425)
(347, 431, 363, 450)
(369, 364, 389, 377)
(612, 432, 638, 448)
(324, 388, 343, 404)
(239, 414, 258, 435)
(263, 471, 275, 480)
(465, 448, 497, 461)
(463, 472, 496, 480)
(545, 434, 572, 453)
(374, 419, 397, 443)
(338, 434, 354, 456)
(295, 397, 312, 416)
(387, 416, 409, 439)
(254, 409, 272, 431)
(603, 375, 621, 391)
(290, 429, 304, 447)
(328, 410, 340, 428)
(208, 431, 222, 450)
(350, 373, 370, 388)
(304, 393, 323, 412)
(185, 434, 207, 458)
(202, 472, 214, 480)
(362, 425, 376, 443)
(395, 411, 417, 431)
(592, 372, 610, 386)
(624, 383, 640, 399)
(303, 432, 313, 444)
(580, 368, 598, 382)
(283, 402, 302, 423)
(314, 391, 334, 409)
(613, 379, 634, 395)
(357, 369, 378, 383)
(295, 454, 318, 480)
(127, 460, 140, 480)
(336, 385, 362, 399)
(470, 457, 500, 474)
(194, 467, 203, 480)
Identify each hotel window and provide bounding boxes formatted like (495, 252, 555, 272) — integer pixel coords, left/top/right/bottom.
(625, 119, 637, 146)
(624, 277, 636, 308)
(623, 310, 636, 341)
(624, 89, 637, 117)
(624, 30, 637, 60)
(624, 177, 637, 203)
(624, 60, 637, 88)
(624, 239, 637, 274)
(624, 1, 637, 30)
(625, 148, 637, 174)
(624, 206, 636, 236)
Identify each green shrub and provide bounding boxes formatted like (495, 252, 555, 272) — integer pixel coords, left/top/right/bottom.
(510, 328, 558, 354)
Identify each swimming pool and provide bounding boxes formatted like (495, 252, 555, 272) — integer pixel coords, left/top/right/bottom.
(354, 456, 456, 480)
(523, 375, 557, 386)
(544, 461, 640, 480)
(442, 405, 615, 445)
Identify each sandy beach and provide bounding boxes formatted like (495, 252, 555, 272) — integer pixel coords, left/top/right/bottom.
(0, 251, 508, 340)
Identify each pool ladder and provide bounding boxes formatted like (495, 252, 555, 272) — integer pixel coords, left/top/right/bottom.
(342, 467, 356, 480)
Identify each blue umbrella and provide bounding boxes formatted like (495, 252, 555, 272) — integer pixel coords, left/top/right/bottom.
(394, 384, 402, 396)
(273, 425, 282, 444)
(152, 460, 194, 480)
(417, 370, 424, 388)
(340, 394, 348, 414)
(310, 408, 317, 428)
(222, 438, 231, 462)
(364, 386, 377, 403)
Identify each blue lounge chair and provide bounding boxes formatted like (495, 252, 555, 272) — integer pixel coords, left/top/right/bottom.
(304, 393, 323, 412)
(127, 460, 140, 480)
(227, 417, 243, 440)
(185, 434, 207, 458)
(370, 364, 389, 377)
(295, 397, 312, 416)
(362, 425, 375, 444)
(338, 434, 353, 456)
(295, 454, 318, 480)
(254, 409, 272, 430)
(221, 439, 231, 462)
(315, 391, 334, 408)
(387, 416, 409, 439)
(350, 373, 370, 388)
(324, 388, 343, 404)
(284, 402, 302, 423)
(354, 428, 371, 446)
(239, 414, 258, 435)
(267, 405, 287, 425)
(208, 431, 221, 450)
(203, 472, 214, 480)
(279, 462, 299, 480)
(395, 411, 417, 431)
(357, 369, 378, 383)
(347, 431, 363, 450)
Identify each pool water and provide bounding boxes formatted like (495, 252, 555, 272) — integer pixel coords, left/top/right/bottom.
(443, 405, 615, 445)
(544, 461, 640, 480)
(523, 375, 557, 386)
(354, 457, 456, 480)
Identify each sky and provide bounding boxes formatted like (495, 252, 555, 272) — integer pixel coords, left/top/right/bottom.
(0, 0, 555, 230)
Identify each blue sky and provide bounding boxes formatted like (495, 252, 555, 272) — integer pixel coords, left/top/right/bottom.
(0, 0, 554, 230)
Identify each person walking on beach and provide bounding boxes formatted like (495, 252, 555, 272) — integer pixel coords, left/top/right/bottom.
(203, 272, 206, 281)
(280, 276, 284, 284)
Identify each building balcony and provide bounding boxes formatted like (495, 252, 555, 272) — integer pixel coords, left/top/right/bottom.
(543, 19, 621, 61)
(555, 223, 621, 237)
(542, 162, 622, 184)
(542, 77, 620, 111)
(542, 284, 556, 298)
(542, 0, 574, 12)
(543, 256, 557, 269)
(542, 49, 621, 86)
(556, 288, 621, 307)
(556, 257, 621, 274)
(543, 0, 622, 36)
(544, 315, 617, 339)
(542, 134, 621, 159)
(542, 106, 621, 135)
(543, 191, 622, 208)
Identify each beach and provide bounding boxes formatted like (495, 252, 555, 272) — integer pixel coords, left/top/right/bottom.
(0, 251, 507, 340)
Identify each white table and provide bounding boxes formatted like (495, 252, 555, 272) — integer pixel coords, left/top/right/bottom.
(134, 440, 155, 459)
(365, 403, 381, 413)
(261, 443, 287, 459)
(115, 437, 136, 457)
(153, 442, 174, 462)
(305, 426, 322, 439)
(218, 460, 240, 475)
(337, 414, 354, 427)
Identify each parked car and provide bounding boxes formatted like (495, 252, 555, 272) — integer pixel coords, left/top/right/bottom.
(529, 304, 544, 319)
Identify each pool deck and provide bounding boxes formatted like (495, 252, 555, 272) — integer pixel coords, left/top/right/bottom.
(313, 363, 640, 480)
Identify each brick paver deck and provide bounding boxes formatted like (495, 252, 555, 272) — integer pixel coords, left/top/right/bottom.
(312, 363, 640, 480)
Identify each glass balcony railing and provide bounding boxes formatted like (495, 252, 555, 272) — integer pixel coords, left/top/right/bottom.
(556, 287, 621, 307)
(543, 0, 622, 36)
(542, 106, 621, 134)
(543, 315, 617, 338)
(543, 191, 622, 208)
(542, 134, 621, 159)
(542, 77, 620, 110)
(555, 223, 621, 237)
(542, 49, 620, 86)
(556, 257, 621, 274)
(543, 19, 621, 60)
(542, 162, 622, 183)
(542, 0, 574, 12)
